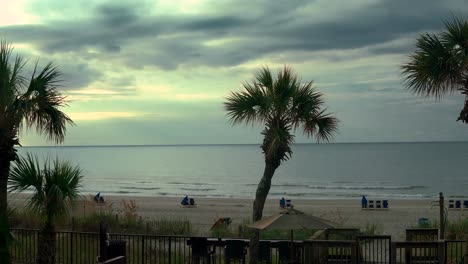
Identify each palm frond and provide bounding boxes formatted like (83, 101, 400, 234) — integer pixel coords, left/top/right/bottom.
(43, 158, 82, 219)
(303, 109, 339, 143)
(402, 17, 468, 99)
(9, 154, 46, 215)
(274, 66, 299, 112)
(402, 33, 462, 98)
(50, 158, 82, 199)
(22, 62, 74, 143)
(224, 82, 270, 125)
(254, 66, 274, 94)
(289, 82, 324, 129)
(9, 154, 83, 221)
(0, 41, 26, 109)
(8, 153, 43, 193)
(441, 16, 468, 51)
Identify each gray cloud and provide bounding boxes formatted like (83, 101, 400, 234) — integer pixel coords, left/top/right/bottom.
(1, 0, 466, 71)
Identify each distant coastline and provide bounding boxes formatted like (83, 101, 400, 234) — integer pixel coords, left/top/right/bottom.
(19, 140, 468, 148)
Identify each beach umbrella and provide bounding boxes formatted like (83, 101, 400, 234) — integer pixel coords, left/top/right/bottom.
(248, 208, 334, 263)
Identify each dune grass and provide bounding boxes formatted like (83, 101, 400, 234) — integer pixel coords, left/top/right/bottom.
(9, 199, 193, 236)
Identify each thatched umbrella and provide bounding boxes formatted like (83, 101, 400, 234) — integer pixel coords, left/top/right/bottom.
(248, 208, 334, 262)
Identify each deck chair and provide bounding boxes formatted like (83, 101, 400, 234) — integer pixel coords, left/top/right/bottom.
(376, 200, 382, 209)
(383, 200, 389, 209)
(449, 200, 455, 209)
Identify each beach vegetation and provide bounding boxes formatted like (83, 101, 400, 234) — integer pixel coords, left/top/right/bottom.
(9, 199, 194, 236)
(402, 16, 468, 124)
(447, 218, 468, 240)
(362, 222, 382, 236)
(0, 41, 73, 263)
(8, 154, 82, 264)
(211, 222, 236, 238)
(224, 66, 338, 263)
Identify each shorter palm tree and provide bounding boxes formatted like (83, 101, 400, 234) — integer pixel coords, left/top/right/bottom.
(9, 154, 82, 264)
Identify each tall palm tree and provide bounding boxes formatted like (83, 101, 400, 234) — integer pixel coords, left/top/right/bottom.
(224, 66, 338, 263)
(9, 154, 83, 264)
(402, 17, 468, 123)
(0, 41, 73, 262)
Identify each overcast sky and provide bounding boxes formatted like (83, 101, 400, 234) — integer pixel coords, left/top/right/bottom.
(2, 0, 468, 146)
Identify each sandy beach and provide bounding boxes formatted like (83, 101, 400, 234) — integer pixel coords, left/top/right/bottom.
(9, 194, 468, 240)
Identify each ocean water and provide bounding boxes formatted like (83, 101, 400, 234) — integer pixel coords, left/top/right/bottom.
(14, 142, 468, 200)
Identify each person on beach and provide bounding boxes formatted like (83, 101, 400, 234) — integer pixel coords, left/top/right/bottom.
(94, 192, 104, 203)
(361, 195, 367, 208)
(181, 195, 189, 206)
(280, 197, 286, 208)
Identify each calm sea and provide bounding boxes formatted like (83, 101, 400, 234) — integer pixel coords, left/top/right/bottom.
(15, 142, 468, 200)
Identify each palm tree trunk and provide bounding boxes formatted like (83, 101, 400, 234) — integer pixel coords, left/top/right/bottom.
(249, 161, 278, 264)
(37, 222, 56, 264)
(0, 153, 11, 264)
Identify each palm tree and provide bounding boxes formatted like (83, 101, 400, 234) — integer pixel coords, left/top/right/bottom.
(224, 66, 338, 263)
(0, 41, 73, 262)
(402, 17, 468, 123)
(9, 154, 82, 264)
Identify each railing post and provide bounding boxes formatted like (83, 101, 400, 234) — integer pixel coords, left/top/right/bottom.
(351, 241, 357, 264)
(99, 221, 108, 262)
(440, 192, 445, 240)
(141, 236, 145, 264)
(168, 237, 172, 264)
(438, 241, 445, 264)
(465, 239, 468, 264)
(70, 231, 74, 264)
(390, 242, 396, 264)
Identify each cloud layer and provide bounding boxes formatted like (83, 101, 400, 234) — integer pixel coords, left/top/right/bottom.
(2, 0, 468, 145)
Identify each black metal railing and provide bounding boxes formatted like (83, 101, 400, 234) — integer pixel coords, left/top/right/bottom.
(9, 228, 467, 264)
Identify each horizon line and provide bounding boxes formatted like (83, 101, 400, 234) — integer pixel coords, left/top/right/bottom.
(19, 140, 468, 148)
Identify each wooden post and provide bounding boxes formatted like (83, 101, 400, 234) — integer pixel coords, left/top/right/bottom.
(439, 192, 445, 240)
(465, 235, 468, 264)
(290, 230, 294, 264)
(99, 221, 108, 262)
(70, 217, 75, 264)
(438, 241, 445, 264)
(351, 241, 357, 264)
(390, 242, 396, 264)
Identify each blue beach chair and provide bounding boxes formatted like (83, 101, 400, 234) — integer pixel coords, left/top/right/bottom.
(383, 200, 389, 209)
(449, 200, 455, 209)
(376, 200, 382, 209)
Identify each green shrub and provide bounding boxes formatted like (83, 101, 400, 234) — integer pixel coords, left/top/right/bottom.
(362, 222, 382, 236)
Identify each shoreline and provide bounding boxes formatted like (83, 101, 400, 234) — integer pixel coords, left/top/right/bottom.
(9, 194, 468, 240)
